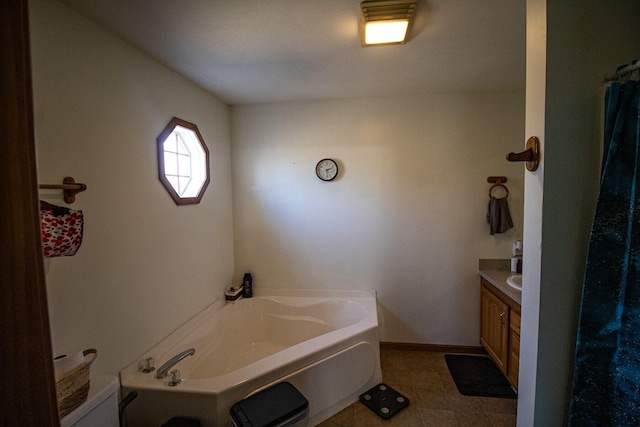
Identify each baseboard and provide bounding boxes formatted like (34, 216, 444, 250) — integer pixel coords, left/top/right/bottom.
(380, 342, 486, 355)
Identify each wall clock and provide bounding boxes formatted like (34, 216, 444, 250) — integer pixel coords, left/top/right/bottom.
(315, 158, 338, 181)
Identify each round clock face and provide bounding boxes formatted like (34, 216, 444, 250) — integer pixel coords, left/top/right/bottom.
(316, 158, 338, 181)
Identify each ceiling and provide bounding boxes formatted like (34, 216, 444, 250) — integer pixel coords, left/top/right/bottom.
(58, 0, 526, 105)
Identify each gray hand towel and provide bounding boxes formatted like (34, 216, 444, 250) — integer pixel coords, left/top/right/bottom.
(487, 197, 513, 235)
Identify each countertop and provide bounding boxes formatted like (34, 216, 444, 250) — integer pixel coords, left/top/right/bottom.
(477, 259, 521, 305)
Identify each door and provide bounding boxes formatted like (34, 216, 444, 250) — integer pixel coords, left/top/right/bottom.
(1, 0, 60, 424)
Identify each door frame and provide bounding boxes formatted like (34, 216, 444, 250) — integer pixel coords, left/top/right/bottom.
(1, 0, 60, 424)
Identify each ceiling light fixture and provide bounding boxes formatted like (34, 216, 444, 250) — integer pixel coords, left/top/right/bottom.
(360, 0, 417, 47)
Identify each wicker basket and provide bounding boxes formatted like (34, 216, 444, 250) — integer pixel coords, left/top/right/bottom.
(55, 349, 97, 418)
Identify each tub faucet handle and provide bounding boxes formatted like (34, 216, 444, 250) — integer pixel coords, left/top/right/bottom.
(168, 369, 181, 387)
(141, 357, 155, 373)
(156, 348, 195, 379)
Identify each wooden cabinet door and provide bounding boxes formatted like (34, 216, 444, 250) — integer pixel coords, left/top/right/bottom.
(508, 310, 521, 389)
(480, 284, 509, 374)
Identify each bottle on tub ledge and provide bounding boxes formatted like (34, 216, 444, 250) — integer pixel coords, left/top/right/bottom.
(243, 273, 253, 298)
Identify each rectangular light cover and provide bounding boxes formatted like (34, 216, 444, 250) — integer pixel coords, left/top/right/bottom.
(364, 20, 409, 45)
(360, 0, 416, 46)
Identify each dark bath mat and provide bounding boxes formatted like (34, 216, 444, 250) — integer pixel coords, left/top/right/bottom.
(359, 383, 409, 420)
(445, 354, 517, 399)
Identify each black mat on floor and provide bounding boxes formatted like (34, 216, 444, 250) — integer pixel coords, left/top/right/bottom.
(445, 354, 517, 399)
(359, 383, 409, 420)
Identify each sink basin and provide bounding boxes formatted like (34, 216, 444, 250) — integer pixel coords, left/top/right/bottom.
(506, 274, 522, 291)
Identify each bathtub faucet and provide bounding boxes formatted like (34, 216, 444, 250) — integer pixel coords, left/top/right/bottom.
(156, 348, 196, 379)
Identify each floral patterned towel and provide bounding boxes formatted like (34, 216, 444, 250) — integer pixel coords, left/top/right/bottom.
(40, 201, 83, 257)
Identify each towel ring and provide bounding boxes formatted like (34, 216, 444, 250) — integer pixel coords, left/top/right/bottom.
(488, 183, 509, 198)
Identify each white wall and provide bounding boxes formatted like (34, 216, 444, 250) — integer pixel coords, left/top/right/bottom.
(232, 92, 525, 345)
(30, 0, 234, 375)
(520, 0, 640, 425)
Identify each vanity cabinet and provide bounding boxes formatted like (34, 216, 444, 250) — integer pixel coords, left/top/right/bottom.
(479, 278, 521, 390)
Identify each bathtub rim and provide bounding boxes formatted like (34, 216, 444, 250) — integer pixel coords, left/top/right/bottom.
(120, 288, 378, 393)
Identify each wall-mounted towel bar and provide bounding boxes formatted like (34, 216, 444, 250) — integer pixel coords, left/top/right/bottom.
(487, 176, 509, 198)
(506, 136, 540, 171)
(39, 176, 87, 204)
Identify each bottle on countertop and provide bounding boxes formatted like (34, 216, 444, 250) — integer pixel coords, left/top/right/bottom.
(511, 256, 522, 273)
(242, 273, 253, 298)
(511, 240, 523, 273)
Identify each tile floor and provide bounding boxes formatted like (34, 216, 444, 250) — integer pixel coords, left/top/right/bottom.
(317, 349, 517, 427)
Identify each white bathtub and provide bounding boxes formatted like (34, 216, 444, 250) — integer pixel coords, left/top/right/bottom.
(120, 288, 382, 426)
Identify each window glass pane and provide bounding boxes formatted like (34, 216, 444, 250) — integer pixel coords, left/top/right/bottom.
(175, 133, 189, 155)
(163, 135, 177, 154)
(167, 175, 180, 194)
(179, 176, 194, 197)
(178, 155, 191, 178)
(164, 152, 178, 175)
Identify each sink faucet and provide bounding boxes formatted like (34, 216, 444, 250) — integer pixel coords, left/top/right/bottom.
(156, 348, 196, 379)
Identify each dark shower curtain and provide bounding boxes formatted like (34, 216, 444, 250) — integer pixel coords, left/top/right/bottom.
(569, 79, 640, 426)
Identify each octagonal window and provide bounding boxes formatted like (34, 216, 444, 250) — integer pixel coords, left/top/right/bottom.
(157, 117, 210, 205)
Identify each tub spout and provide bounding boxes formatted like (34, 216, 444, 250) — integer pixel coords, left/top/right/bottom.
(156, 348, 195, 379)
